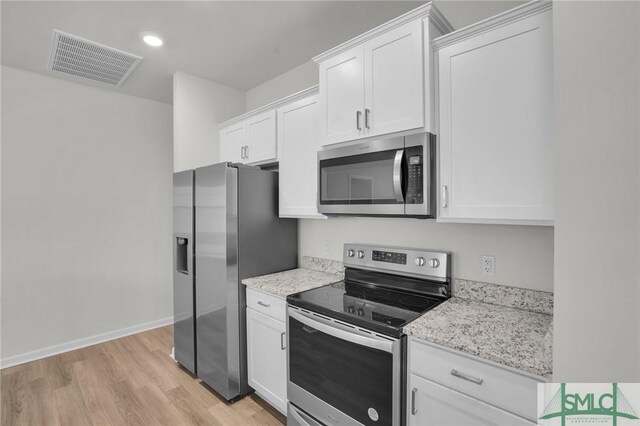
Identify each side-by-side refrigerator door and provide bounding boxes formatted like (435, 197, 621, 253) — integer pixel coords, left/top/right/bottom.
(173, 170, 196, 374)
(195, 163, 241, 400)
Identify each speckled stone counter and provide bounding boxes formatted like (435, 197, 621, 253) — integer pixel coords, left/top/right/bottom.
(242, 268, 342, 299)
(404, 297, 553, 377)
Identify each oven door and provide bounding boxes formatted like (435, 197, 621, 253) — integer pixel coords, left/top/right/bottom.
(318, 137, 406, 216)
(287, 306, 402, 426)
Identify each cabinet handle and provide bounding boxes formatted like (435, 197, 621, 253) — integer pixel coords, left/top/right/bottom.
(365, 108, 371, 129)
(257, 301, 270, 308)
(441, 185, 448, 208)
(451, 369, 484, 385)
(280, 332, 286, 350)
(411, 387, 418, 415)
(240, 146, 246, 159)
(356, 110, 362, 131)
(244, 145, 249, 159)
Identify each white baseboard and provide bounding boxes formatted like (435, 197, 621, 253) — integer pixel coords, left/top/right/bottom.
(0, 316, 173, 370)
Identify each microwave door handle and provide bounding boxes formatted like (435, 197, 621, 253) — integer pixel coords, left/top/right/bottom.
(393, 149, 405, 202)
(288, 310, 393, 353)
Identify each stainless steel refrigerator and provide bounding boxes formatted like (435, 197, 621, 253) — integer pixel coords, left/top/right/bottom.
(173, 163, 297, 400)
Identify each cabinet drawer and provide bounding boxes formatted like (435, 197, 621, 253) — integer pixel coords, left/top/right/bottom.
(409, 338, 544, 421)
(246, 287, 286, 322)
(408, 374, 534, 426)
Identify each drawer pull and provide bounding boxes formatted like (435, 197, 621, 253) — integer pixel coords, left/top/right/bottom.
(411, 387, 418, 415)
(451, 369, 483, 385)
(257, 301, 271, 308)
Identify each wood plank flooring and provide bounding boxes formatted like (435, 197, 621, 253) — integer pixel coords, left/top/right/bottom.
(1, 325, 286, 426)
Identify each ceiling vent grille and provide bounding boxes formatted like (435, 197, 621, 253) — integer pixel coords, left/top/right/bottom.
(47, 30, 143, 86)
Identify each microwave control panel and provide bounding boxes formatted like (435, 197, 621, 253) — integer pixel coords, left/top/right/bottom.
(406, 145, 423, 204)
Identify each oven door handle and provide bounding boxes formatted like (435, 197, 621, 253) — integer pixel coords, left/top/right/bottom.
(393, 149, 405, 203)
(289, 310, 393, 353)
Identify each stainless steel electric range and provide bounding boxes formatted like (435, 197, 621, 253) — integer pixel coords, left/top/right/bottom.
(286, 244, 451, 426)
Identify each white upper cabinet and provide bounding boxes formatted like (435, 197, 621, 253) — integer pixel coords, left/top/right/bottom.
(220, 86, 325, 219)
(245, 110, 277, 164)
(364, 19, 424, 137)
(315, 4, 452, 146)
(277, 90, 325, 219)
(435, 2, 554, 225)
(219, 109, 276, 166)
(220, 122, 246, 164)
(319, 47, 366, 144)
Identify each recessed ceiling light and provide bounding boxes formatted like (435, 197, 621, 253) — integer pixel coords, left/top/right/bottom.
(142, 33, 163, 47)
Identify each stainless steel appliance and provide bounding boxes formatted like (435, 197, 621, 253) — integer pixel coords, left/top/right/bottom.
(317, 133, 435, 217)
(286, 244, 451, 426)
(173, 163, 297, 401)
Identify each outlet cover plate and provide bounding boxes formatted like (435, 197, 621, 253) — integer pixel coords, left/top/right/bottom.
(481, 256, 495, 276)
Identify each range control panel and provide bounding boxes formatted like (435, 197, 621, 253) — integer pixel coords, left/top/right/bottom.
(344, 244, 450, 282)
(372, 250, 407, 265)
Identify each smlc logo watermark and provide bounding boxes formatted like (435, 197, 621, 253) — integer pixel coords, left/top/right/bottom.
(538, 383, 640, 425)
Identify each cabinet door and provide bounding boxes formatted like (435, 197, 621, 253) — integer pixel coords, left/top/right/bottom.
(319, 46, 365, 146)
(245, 110, 277, 164)
(220, 123, 246, 164)
(277, 95, 325, 219)
(438, 9, 553, 224)
(364, 19, 424, 138)
(408, 374, 534, 426)
(246, 308, 287, 414)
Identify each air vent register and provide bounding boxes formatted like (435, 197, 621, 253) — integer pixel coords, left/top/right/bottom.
(47, 30, 142, 86)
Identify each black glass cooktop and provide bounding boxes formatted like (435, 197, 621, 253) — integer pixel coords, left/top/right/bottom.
(286, 280, 443, 338)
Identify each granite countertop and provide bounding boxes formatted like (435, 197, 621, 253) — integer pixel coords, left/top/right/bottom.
(404, 297, 553, 378)
(242, 268, 342, 299)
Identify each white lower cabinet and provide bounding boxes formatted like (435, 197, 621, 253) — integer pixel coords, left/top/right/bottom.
(408, 338, 543, 425)
(408, 374, 534, 426)
(246, 289, 287, 414)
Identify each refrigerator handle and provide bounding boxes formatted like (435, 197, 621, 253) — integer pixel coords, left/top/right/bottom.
(176, 237, 190, 275)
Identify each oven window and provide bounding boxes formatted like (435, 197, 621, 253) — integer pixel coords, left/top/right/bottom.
(289, 316, 393, 426)
(319, 150, 402, 205)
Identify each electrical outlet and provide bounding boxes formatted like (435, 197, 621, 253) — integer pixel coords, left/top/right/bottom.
(481, 256, 495, 276)
(323, 240, 332, 257)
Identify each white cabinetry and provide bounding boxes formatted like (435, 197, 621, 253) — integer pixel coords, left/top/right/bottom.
(409, 375, 534, 426)
(435, 2, 553, 225)
(364, 20, 424, 138)
(245, 110, 277, 164)
(408, 338, 544, 425)
(220, 122, 246, 164)
(246, 288, 287, 414)
(315, 4, 452, 146)
(318, 46, 365, 144)
(277, 90, 325, 219)
(219, 110, 276, 165)
(221, 86, 324, 219)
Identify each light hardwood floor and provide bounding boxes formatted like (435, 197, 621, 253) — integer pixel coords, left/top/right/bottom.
(1, 325, 286, 426)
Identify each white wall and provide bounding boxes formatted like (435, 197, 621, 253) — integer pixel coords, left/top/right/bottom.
(173, 72, 245, 172)
(553, 2, 640, 382)
(302, 218, 554, 292)
(1, 66, 173, 365)
(245, 61, 318, 111)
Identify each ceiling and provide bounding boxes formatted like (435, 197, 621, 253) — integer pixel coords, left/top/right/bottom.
(1, 1, 523, 105)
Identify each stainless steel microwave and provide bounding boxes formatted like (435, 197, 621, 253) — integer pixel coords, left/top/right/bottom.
(317, 133, 435, 217)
